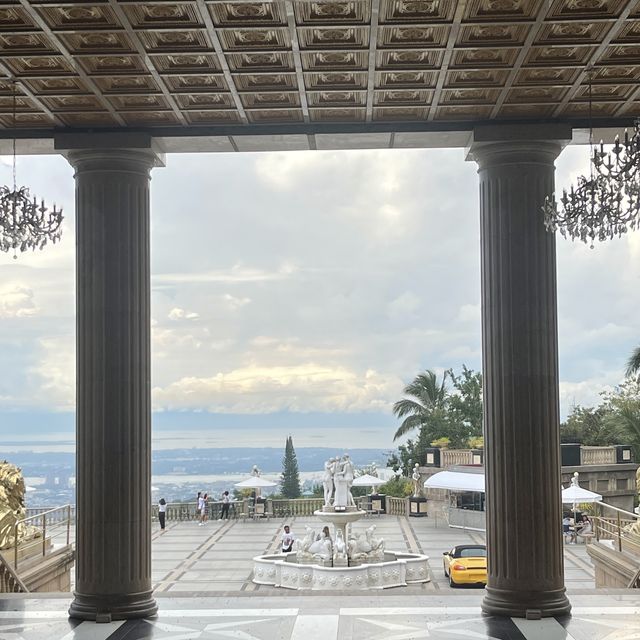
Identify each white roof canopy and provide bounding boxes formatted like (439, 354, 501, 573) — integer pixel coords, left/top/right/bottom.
(424, 471, 485, 493)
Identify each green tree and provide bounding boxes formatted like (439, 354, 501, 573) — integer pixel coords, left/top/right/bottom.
(560, 405, 622, 445)
(392, 370, 450, 444)
(626, 346, 640, 377)
(446, 365, 483, 441)
(385, 440, 416, 474)
(602, 377, 640, 460)
(280, 435, 301, 498)
(391, 367, 483, 457)
(378, 476, 413, 498)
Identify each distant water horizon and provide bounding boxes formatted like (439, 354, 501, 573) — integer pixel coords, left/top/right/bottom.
(1, 427, 396, 453)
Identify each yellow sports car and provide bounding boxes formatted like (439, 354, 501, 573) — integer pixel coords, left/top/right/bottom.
(442, 544, 487, 587)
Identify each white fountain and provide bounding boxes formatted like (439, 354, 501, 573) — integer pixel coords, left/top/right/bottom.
(252, 455, 430, 590)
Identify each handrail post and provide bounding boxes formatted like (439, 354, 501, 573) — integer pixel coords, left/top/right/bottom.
(67, 504, 71, 546)
(14, 523, 18, 570)
(42, 513, 47, 557)
(617, 511, 622, 552)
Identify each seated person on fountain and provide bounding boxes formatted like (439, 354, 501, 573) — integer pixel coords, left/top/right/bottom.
(281, 525, 295, 553)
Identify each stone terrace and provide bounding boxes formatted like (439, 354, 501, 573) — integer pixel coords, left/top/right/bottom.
(149, 515, 595, 594)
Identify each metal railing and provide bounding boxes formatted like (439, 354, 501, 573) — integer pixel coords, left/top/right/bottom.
(592, 502, 640, 554)
(0, 552, 28, 593)
(13, 504, 73, 572)
(26, 505, 76, 522)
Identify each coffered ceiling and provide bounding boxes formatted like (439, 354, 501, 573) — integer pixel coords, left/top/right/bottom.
(0, 0, 639, 135)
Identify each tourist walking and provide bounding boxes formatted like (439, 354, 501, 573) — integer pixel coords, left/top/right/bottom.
(281, 525, 295, 552)
(220, 490, 231, 520)
(158, 498, 167, 533)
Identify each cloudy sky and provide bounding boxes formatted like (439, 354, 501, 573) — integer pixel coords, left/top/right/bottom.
(0, 143, 638, 450)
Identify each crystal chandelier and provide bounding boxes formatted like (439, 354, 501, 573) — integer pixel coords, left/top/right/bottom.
(0, 81, 63, 259)
(543, 70, 640, 246)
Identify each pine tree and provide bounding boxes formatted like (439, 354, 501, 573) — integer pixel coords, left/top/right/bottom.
(280, 436, 301, 498)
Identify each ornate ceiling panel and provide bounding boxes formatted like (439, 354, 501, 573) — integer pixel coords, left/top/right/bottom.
(0, 0, 639, 132)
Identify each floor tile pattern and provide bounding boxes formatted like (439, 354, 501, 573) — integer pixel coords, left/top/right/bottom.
(1, 595, 639, 640)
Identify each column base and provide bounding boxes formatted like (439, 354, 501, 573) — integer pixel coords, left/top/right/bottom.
(482, 585, 571, 619)
(69, 589, 158, 621)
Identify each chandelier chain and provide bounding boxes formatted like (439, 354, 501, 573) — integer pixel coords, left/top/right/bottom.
(542, 66, 640, 246)
(0, 79, 64, 258)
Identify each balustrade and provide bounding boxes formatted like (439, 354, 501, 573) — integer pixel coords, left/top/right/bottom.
(386, 496, 407, 516)
(581, 447, 616, 465)
(441, 450, 474, 468)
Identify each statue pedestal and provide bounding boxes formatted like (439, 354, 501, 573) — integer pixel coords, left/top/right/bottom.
(409, 496, 428, 517)
(369, 494, 386, 514)
(314, 508, 366, 544)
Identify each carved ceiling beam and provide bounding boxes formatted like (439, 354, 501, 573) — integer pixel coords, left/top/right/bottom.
(194, 0, 248, 125)
(285, 0, 309, 124)
(17, 0, 126, 126)
(105, 0, 186, 126)
(365, 0, 380, 123)
(427, 0, 467, 122)
(551, 0, 639, 119)
(488, 4, 548, 120)
(0, 60, 60, 127)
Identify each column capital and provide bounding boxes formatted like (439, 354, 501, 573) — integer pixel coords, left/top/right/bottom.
(65, 148, 165, 177)
(54, 132, 165, 171)
(466, 123, 572, 167)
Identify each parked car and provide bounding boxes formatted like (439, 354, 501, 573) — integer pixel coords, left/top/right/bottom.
(442, 544, 487, 587)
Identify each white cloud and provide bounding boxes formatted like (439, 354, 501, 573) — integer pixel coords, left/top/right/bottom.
(152, 364, 401, 414)
(168, 307, 200, 320)
(559, 374, 621, 411)
(222, 293, 251, 311)
(153, 327, 202, 351)
(28, 335, 75, 410)
(1, 147, 639, 429)
(0, 283, 38, 318)
(387, 291, 422, 320)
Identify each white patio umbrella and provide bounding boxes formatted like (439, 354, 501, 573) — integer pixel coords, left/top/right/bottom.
(561, 484, 602, 505)
(234, 476, 278, 489)
(234, 475, 278, 500)
(562, 472, 602, 526)
(352, 474, 385, 494)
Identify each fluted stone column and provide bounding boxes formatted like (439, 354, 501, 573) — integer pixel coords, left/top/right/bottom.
(469, 125, 572, 619)
(67, 148, 162, 621)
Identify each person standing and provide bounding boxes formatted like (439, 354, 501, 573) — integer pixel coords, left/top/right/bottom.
(200, 493, 209, 525)
(220, 490, 231, 520)
(196, 491, 202, 522)
(158, 498, 167, 533)
(281, 525, 295, 552)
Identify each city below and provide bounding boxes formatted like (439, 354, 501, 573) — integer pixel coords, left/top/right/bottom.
(6, 446, 391, 507)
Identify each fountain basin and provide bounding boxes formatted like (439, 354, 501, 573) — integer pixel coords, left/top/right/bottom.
(252, 551, 430, 590)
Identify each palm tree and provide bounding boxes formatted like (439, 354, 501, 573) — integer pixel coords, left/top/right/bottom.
(626, 346, 640, 377)
(392, 370, 449, 441)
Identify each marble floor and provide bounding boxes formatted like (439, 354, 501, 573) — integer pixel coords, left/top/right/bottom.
(149, 515, 595, 593)
(0, 516, 606, 639)
(1, 592, 639, 640)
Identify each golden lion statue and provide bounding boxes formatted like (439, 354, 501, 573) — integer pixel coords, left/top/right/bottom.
(0, 461, 40, 549)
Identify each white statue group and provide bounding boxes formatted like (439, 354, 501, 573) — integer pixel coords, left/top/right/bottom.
(296, 523, 385, 566)
(322, 454, 355, 509)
